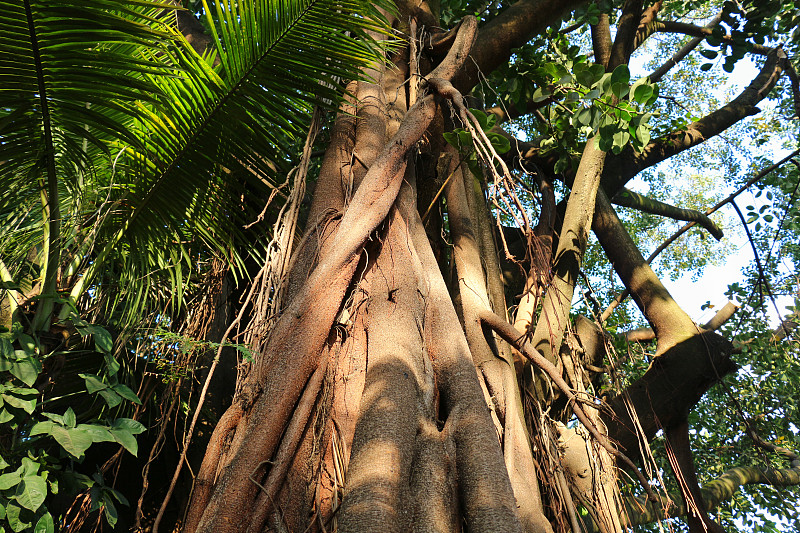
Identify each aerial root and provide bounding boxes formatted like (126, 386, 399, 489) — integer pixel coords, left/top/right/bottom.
(479, 310, 659, 502)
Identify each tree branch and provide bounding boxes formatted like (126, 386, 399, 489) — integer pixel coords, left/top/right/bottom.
(654, 20, 773, 56)
(648, 14, 722, 83)
(593, 188, 696, 352)
(600, 149, 800, 323)
(452, 0, 588, 93)
(611, 187, 723, 240)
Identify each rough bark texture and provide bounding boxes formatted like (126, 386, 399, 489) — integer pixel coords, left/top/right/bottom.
(174, 1, 791, 532)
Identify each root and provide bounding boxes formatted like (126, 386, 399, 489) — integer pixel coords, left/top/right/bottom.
(479, 310, 658, 502)
(247, 356, 329, 533)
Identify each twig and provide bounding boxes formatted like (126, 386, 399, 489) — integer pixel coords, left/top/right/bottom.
(730, 199, 783, 324)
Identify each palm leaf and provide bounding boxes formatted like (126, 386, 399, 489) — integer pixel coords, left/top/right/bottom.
(0, 0, 390, 329)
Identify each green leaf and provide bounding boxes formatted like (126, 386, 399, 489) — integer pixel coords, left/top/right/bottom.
(20, 459, 39, 478)
(15, 476, 46, 512)
(112, 384, 141, 405)
(632, 84, 654, 105)
(79, 374, 107, 394)
(63, 407, 76, 429)
(34, 512, 54, 533)
(6, 501, 31, 532)
(98, 389, 122, 408)
(486, 132, 511, 155)
(79, 424, 115, 444)
(700, 49, 718, 60)
(2, 393, 36, 415)
(50, 426, 93, 459)
(0, 339, 13, 360)
(531, 87, 550, 103)
(469, 109, 489, 130)
(16, 336, 36, 357)
(30, 421, 56, 437)
(85, 325, 113, 354)
(102, 497, 118, 527)
(103, 354, 120, 376)
(110, 428, 138, 457)
(610, 64, 630, 88)
(9, 357, 40, 387)
(700, 63, 714, 71)
(0, 468, 22, 491)
(112, 418, 146, 434)
(611, 82, 629, 100)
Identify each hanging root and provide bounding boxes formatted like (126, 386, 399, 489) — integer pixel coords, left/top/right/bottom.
(479, 310, 659, 502)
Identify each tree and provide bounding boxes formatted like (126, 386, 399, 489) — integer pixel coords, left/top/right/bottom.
(1, 0, 799, 532)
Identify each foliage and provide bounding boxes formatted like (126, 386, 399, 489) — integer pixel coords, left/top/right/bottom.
(0, 318, 142, 530)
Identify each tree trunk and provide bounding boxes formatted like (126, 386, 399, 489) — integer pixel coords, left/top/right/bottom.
(179, 2, 739, 532)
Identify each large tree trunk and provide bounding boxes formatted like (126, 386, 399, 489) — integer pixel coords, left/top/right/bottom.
(178, 2, 739, 532)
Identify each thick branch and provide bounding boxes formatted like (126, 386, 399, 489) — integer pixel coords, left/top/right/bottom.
(452, 0, 588, 93)
(655, 20, 772, 56)
(611, 188, 723, 240)
(607, 0, 643, 70)
(528, 139, 605, 366)
(611, 463, 800, 530)
(602, 331, 736, 461)
(593, 189, 696, 352)
(591, 13, 612, 68)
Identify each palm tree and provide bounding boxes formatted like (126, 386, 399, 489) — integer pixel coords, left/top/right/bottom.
(0, 0, 387, 334)
(0, 0, 388, 529)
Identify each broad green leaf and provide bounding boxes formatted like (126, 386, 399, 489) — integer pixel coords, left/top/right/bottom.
(79, 424, 115, 444)
(611, 82, 629, 100)
(34, 512, 54, 533)
(79, 373, 107, 394)
(103, 354, 120, 376)
(112, 418, 146, 434)
(63, 407, 76, 429)
(610, 64, 630, 87)
(30, 421, 56, 437)
(632, 84, 653, 105)
(102, 497, 118, 527)
(486, 132, 511, 154)
(15, 476, 46, 512)
(5, 502, 30, 532)
(110, 428, 138, 456)
(84, 325, 113, 354)
(16, 335, 35, 356)
(98, 389, 122, 408)
(0, 338, 12, 359)
(50, 426, 93, 459)
(2, 394, 35, 415)
(9, 358, 40, 387)
(700, 49, 718, 59)
(0, 468, 22, 491)
(469, 109, 489, 130)
(531, 87, 550, 102)
(112, 384, 141, 404)
(20, 458, 39, 478)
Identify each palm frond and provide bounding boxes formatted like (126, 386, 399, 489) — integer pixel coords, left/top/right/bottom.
(0, 0, 390, 328)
